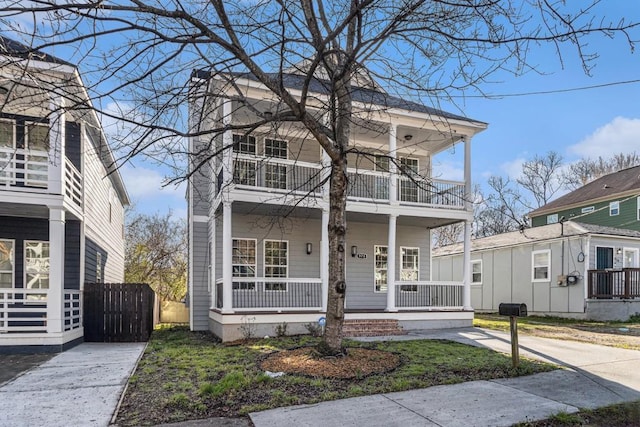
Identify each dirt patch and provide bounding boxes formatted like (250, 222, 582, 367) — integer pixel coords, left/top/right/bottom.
(260, 347, 401, 379)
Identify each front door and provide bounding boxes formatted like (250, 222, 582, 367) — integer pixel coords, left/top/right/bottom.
(596, 247, 614, 297)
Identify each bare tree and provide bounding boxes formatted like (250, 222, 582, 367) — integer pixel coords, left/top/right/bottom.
(125, 211, 187, 302)
(564, 152, 640, 190)
(517, 151, 565, 209)
(2, 1, 638, 354)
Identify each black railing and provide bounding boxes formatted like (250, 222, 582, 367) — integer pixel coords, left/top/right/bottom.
(587, 268, 640, 299)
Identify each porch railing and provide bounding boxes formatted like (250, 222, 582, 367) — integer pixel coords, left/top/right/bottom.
(64, 290, 82, 331)
(0, 147, 49, 189)
(215, 278, 323, 311)
(587, 268, 640, 299)
(395, 281, 464, 309)
(64, 159, 83, 209)
(229, 156, 466, 209)
(0, 288, 49, 333)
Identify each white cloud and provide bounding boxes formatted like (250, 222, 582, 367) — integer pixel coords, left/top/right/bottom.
(432, 161, 464, 181)
(568, 117, 640, 159)
(500, 157, 525, 179)
(120, 163, 186, 216)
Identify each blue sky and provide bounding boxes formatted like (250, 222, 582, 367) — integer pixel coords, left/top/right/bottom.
(119, 2, 640, 220)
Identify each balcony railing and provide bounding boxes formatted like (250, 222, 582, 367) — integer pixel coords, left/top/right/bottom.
(395, 281, 464, 310)
(215, 278, 323, 311)
(0, 147, 84, 209)
(587, 268, 640, 299)
(229, 156, 466, 209)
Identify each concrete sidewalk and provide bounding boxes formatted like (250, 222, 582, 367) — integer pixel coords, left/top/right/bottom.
(249, 328, 640, 427)
(0, 342, 145, 427)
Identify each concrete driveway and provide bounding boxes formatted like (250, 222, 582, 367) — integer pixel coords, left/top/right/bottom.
(0, 342, 145, 427)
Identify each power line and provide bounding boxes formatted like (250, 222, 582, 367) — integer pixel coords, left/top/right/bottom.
(457, 78, 640, 99)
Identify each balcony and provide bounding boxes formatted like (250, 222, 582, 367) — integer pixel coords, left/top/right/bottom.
(0, 147, 83, 209)
(223, 156, 465, 209)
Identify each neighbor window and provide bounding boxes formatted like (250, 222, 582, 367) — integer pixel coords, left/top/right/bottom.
(96, 252, 102, 283)
(264, 240, 288, 291)
(400, 247, 419, 291)
(471, 260, 482, 285)
(546, 214, 558, 224)
(374, 155, 389, 172)
(532, 250, 550, 282)
(25, 241, 50, 293)
(232, 239, 256, 291)
(264, 139, 287, 189)
(610, 201, 620, 216)
(374, 245, 388, 292)
(0, 239, 14, 288)
(623, 248, 639, 268)
(232, 134, 256, 155)
(581, 206, 595, 214)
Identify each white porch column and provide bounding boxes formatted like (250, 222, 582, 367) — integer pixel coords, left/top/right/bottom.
(386, 213, 397, 312)
(47, 207, 65, 333)
(221, 99, 233, 190)
(221, 201, 233, 313)
(462, 137, 473, 310)
(321, 208, 329, 312)
(321, 149, 331, 201)
(48, 96, 65, 194)
(388, 124, 397, 204)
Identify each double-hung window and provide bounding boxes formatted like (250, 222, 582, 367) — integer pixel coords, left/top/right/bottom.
(232, 239, 256, 291)
(25, 241, 49, 300)
(264, 138, 287, 189)
(374, 245, 388, 292)
(264, 240, 287, 291)
(400, 247, 419, 292)
(610, 201, 620, 216)
(471, 260, 482, 285)
(24, 122, 48, 187)
(399, 157, 419, 202)
(0, 239, 14, 288)
(532, 249, 550, 282)
(233, 134, 257, 186)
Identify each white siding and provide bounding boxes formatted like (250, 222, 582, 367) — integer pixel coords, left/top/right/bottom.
(82, 129, 126, 282)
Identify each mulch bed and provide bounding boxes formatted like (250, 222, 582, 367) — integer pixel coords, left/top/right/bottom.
(260, 347, 401, 379)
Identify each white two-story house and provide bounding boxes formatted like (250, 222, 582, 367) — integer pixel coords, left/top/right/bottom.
(0, 36, 129, 352)
(188, 66, 487, 341)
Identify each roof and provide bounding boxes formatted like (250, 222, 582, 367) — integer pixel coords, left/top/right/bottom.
(433, 221, 640, 256)
(0, 36, 74, 67)
(192, 69, 486, 125)
(529, 165, 640, 217)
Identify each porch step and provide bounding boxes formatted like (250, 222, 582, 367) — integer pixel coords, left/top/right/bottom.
(342, 319, 407, 337)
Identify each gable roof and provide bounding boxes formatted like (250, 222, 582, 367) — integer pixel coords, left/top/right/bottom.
(192, 69, 486, 126)
(433, 221, 640, 256)
(0, 36, 73, 67)
(529, 165, 640, 217)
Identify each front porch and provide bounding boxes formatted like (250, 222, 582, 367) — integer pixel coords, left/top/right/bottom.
(587, 268, 640, 299)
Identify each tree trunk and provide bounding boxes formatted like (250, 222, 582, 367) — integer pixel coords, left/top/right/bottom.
(320, 155, 348, 355)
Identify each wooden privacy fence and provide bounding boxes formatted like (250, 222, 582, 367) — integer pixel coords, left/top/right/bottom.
(84, 283, 155, 342)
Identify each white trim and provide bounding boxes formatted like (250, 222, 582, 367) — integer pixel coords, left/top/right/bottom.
(531, 249, 551, 282)
(192, 215, 209, 223)
(637, 196, 640, 221)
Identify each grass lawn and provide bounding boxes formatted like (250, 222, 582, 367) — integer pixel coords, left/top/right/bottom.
(516, 400, 640, 426)
(115, 325, 555, 426)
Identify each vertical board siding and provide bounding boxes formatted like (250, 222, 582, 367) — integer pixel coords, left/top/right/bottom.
(83, 282, 155, 342)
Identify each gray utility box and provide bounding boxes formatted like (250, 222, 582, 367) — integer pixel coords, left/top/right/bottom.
(499, 303, 528, 317)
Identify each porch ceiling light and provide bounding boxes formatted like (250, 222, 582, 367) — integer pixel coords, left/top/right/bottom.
(351, 245, 358, 257)
(404, 134, 412, 141)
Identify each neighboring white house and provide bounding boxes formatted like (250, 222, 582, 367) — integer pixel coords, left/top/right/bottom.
(0, 36, 129, 352)
(432, 221, 640, 321)
(187, 66, 488, 341)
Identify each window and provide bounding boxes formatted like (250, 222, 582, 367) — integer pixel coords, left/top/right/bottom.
(0, 239, 14, 288)
(233, 159, 256, 186)
(264, 138, 287, 159)
(0, 120, 14, 183)
(96, 252, 102, 283)
(25, 241, 50, 295)
(623, 248, 639, 268)
(232, 134, 256, 155)
(374, 155, 389, 172)
(610, 201, 620, 216)
(532, 250, 550, 282)
(232, 239, 256, 291)
(546, 214, 558, 224)
(25, 122, 48, 187)
(374, 245, 388, 292)
(400, 247, 419, 291)
(264, 240, 288, 291)
(582, 206, 595, 214)
(637, 196, 640, 221)
(399, 157, 419, 202)
(471, 260, 482, 285)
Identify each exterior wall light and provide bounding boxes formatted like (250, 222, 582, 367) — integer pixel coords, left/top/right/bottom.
(306, 242, 312, 255)
(351, 245, 358, 257)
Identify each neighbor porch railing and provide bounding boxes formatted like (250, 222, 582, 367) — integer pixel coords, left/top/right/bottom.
(0, 289, 82, 333)
(587, 268, 640, 299)
(395, 281, 464, 309)
(230, 156, 466, 209)
(215, 278, 323, 311)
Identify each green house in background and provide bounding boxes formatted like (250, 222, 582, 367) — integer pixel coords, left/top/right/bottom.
(529, 165, 640, 232)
